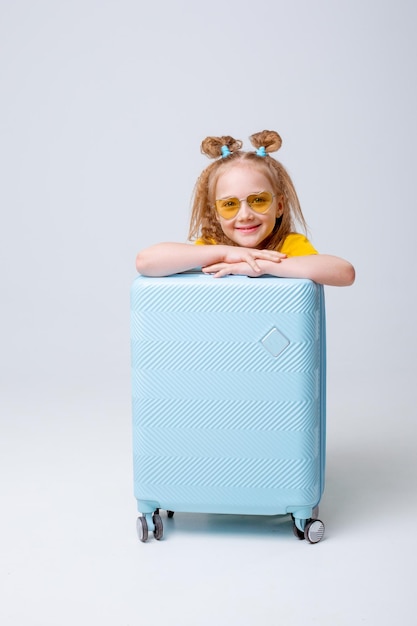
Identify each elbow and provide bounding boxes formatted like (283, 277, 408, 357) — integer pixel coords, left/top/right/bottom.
(338, 261, 356, 286)
(135, 252, 143, 274)
(344, 262, 356, 286)
(135, 250, 150, 275)
(136, 246, 167, 276)
(348, 265, 356, 286)
(316, 257, 356, 287)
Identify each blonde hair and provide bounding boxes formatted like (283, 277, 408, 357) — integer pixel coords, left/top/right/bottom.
(188, 130, 308, 250)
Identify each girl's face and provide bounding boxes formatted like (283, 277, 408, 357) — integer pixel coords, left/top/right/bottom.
(214, 163, 283, 248)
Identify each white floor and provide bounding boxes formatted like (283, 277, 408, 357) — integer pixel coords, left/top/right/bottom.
(1, 391, 415, 626)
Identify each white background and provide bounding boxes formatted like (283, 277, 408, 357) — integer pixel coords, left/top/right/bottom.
(1, 1, 416, 624)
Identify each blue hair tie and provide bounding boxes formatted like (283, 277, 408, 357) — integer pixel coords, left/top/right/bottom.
(221, 145, 231, 158)
(256, 146, 267, 157)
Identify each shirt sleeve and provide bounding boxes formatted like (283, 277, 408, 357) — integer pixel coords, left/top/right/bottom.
(280, 233, 318, 256)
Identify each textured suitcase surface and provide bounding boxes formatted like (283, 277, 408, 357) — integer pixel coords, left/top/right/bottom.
(131, 273, 326, 540)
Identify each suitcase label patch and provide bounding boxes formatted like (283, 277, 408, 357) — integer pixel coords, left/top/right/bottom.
(260, 327, 290, 358)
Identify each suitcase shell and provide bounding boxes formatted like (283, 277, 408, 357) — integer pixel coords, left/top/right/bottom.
(131, 273, 326, 536)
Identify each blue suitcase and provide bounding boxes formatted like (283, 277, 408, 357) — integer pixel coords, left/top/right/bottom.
(131, 273, 326, 543)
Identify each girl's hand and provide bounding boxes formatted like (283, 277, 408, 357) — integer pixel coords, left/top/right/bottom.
(216, 247, 285, 274)
(202, 261, 260, 278)
(202, 255, 284, 279)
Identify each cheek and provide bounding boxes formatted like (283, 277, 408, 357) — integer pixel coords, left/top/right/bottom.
(261, 214, 278, 238)
(219, 218, 231, 233)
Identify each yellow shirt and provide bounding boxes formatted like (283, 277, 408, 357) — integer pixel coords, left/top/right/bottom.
(279, 233, 318, 256)
(194, 233, 318, 256)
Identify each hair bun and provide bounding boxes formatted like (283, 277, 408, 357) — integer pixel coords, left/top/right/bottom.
(249, 130, 282, 153)
(201, 135, 243, 159)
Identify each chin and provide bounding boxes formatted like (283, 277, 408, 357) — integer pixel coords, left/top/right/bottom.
(232, 235, 265, 248)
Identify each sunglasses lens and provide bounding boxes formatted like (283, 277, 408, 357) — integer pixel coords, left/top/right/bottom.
(215, 192, 274, 219)
(247, 192, 273, 213)
(215, 197, 240, 219)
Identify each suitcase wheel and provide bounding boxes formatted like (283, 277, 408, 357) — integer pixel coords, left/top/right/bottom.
(304, 519, 325, 544)
(137, 516, 148, 543)
(292, 522, 305, 540)
(137, 513, 164, 542)
(153, 513, 164, 541)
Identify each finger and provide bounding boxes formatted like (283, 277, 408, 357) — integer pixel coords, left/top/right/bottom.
(244, 255, 261, 273)
(202, 263, 223, 273)
(213, 270, 228, 278)
(210, 266, 232, 278)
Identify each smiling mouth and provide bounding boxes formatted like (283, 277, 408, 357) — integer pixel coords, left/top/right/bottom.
(236, 224, 260, 232)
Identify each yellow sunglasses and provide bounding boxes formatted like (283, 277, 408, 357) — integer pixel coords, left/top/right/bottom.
(215, 191, 275, 220)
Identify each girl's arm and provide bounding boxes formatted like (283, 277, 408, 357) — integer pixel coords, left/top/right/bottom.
(136, 242, 286, 277)
(203, 255, 355, 287)
(261, 255, 355, 286)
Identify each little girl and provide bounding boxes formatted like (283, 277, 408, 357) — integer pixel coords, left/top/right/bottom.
(136, 130, 355, 286)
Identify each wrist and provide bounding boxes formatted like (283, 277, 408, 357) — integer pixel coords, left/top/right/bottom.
(257, 259, 283, 277)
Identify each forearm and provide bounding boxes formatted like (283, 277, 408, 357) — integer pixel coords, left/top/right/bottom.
(136, 242, 264, 276)
(258, 255, 355, 286)
(136, 242, 218, 276)
(136, 243, 286, 276)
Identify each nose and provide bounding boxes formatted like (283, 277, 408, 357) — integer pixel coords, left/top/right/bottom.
(236, 198, 253, 220)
